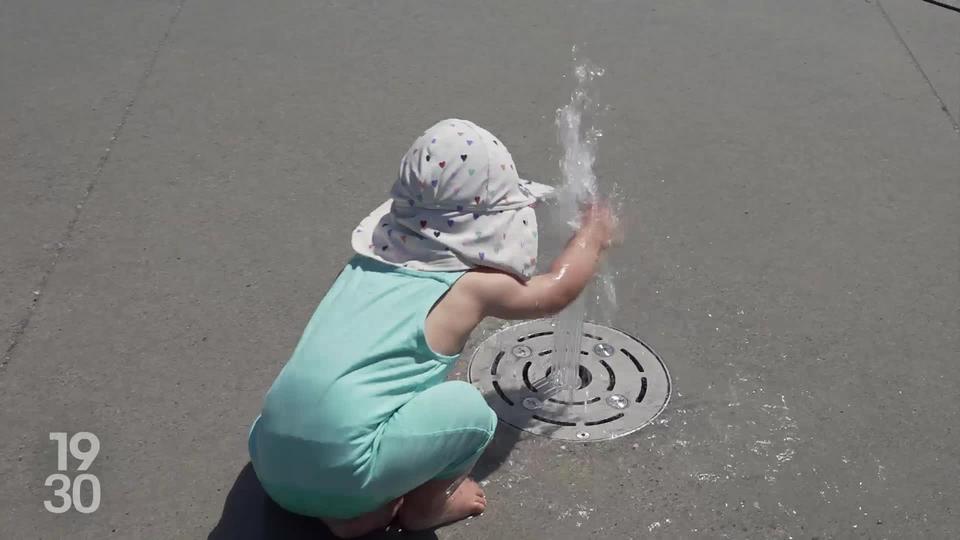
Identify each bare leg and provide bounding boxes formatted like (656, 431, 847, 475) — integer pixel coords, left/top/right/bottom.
(397, 475, 486, 531)
(321, 498, 403, 539)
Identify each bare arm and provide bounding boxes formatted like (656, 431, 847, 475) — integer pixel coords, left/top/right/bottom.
(459, 204, 616, 320)
(424, 204, 617, 355)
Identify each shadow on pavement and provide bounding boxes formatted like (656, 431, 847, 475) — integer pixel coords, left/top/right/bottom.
(208, 463, 438, 540)
(471, 419, 523, 482)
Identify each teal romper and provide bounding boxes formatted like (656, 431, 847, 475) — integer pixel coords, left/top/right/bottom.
(248, 255, 497, 519)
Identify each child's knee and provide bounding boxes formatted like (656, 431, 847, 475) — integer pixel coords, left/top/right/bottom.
(434, 380, 497, 432)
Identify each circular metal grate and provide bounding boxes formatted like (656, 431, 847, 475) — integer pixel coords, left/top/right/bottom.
(468, 320, 671, 442)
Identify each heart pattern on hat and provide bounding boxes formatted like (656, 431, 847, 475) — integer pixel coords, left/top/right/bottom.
(354, 118, 553, 280)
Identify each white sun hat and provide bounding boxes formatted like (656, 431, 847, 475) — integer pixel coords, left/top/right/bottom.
(352, 118, 554, 280)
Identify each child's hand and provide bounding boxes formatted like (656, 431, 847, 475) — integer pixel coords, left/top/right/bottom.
(580, 202, 619, 249)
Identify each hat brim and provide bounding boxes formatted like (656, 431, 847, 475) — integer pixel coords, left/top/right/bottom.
(519, 178, 555, 201)
(351, 199, 401, 263)
(351, 198, 544, 279)
(353, 179, 553, 257)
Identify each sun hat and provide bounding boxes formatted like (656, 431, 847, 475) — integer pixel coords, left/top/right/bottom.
(352, 118, 554, 280)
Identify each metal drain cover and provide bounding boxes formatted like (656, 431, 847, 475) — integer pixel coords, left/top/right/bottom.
(468, 320, 671, 442)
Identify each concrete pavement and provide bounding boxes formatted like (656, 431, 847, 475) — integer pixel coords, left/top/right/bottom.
(1, 0, 957, 538)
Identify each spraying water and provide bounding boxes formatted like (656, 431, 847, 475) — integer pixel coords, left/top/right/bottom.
(550, 51, 608, 402)
(555, 53, 604, 228)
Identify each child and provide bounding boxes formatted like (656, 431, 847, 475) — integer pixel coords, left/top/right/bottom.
(248, 119, 615, 537)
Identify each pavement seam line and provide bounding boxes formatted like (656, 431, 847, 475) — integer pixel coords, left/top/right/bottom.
(2, 0, 188, 369)
(874, 0, 960, 134)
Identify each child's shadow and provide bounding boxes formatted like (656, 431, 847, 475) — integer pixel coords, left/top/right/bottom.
(207, 464, 438, 540)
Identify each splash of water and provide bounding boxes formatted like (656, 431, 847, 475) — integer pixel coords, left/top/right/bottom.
(555, 53, 605, 227)
(551, 50, 611, 401)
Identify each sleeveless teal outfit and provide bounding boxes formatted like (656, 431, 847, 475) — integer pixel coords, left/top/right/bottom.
(248, 255, 496, 519)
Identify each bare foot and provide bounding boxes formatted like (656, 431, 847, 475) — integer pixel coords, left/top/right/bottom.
(398, 478, 486, 531)
(322, 498, 403, 539)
